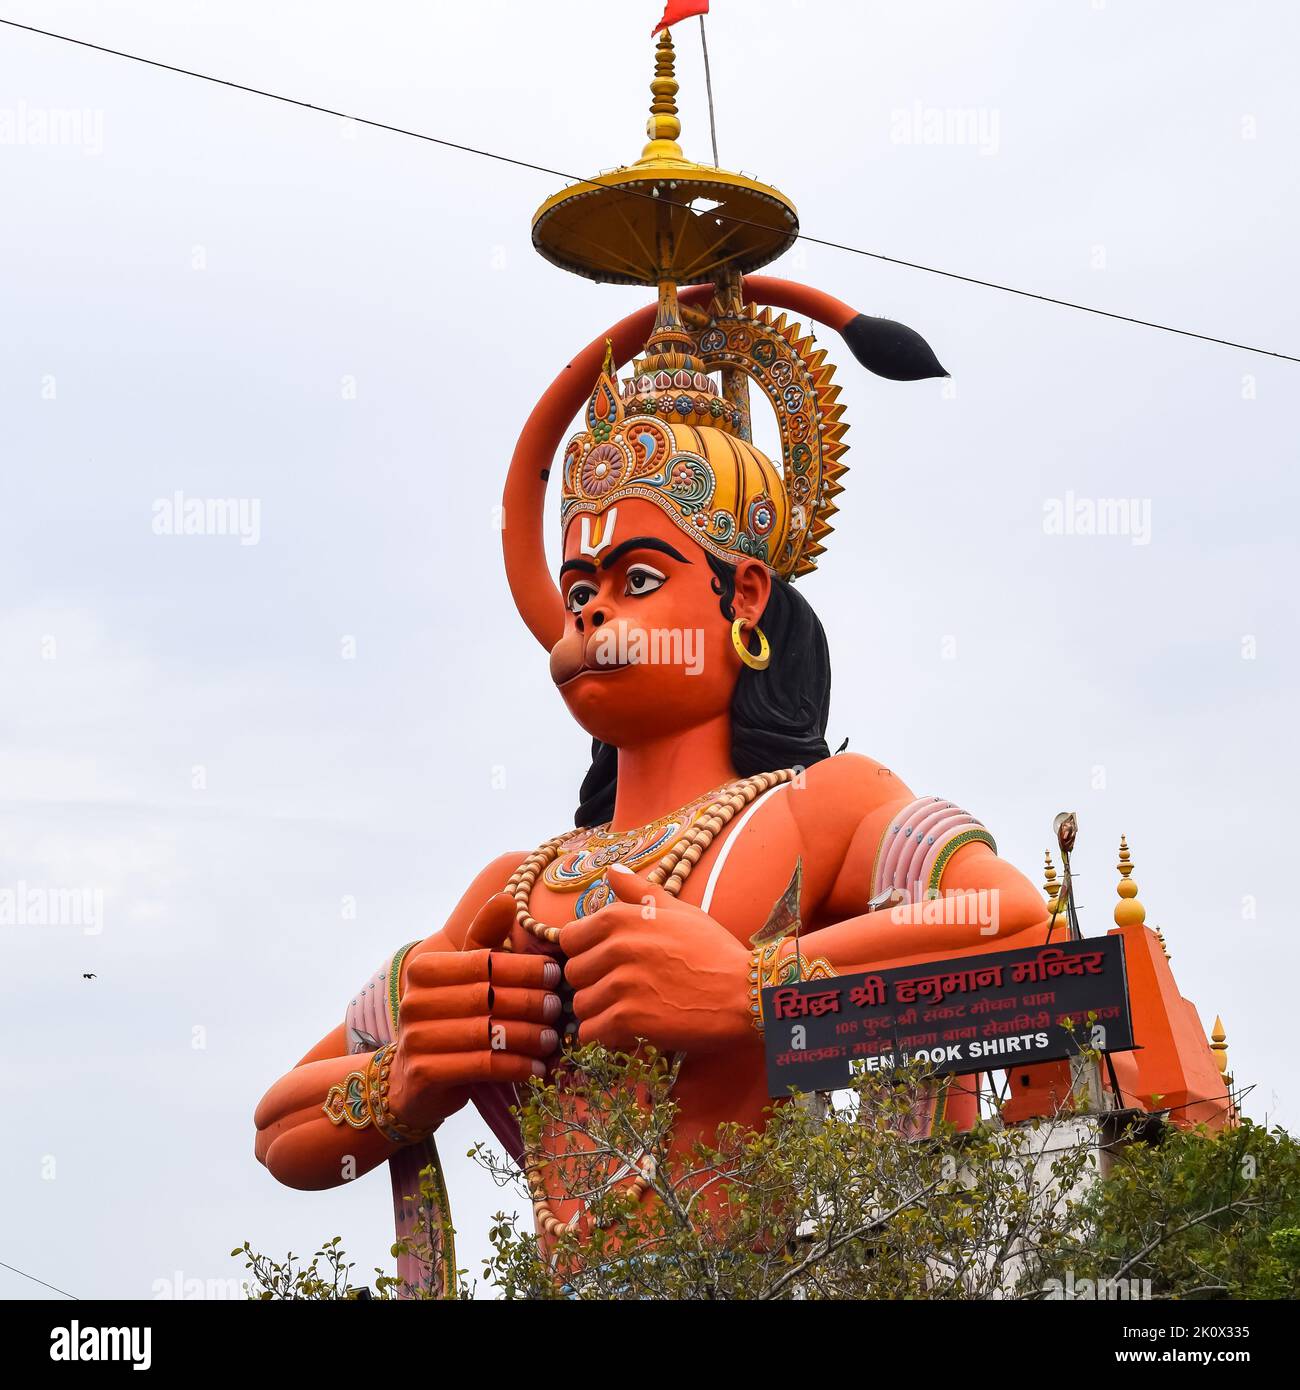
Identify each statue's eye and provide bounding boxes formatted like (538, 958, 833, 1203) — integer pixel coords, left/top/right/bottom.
(625, 565, 666, 597)
(566, 583, 597, 615)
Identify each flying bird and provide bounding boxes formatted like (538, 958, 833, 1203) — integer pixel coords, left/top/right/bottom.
(82, 973, 97, 980)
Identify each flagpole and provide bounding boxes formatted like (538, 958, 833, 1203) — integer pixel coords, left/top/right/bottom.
(698, 15, 719, 166)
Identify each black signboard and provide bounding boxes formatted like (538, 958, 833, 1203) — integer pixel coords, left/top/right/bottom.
(761, 935, 1135, 1098)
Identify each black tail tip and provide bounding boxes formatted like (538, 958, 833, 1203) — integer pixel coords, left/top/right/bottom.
(842, 314, 948, 381)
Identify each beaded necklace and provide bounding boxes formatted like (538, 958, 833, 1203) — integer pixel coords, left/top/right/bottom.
(508, 768, 797, 943)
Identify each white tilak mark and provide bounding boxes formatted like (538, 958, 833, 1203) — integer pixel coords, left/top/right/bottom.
(579, 506, 618, 557)
(699, 782, 792, 916)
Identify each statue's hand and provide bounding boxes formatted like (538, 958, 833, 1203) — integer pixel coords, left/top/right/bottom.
(387, 894, 562, 1129)
(559, 865, 751, 1054)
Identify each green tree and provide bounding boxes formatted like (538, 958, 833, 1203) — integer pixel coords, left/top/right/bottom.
(477, 1045, 1095, 1299)
(238, 1045, 1299, 1300)
(1060, 1118, 1300, 1299)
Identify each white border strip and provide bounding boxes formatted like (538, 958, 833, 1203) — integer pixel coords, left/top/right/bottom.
(699, 781, 792, 915)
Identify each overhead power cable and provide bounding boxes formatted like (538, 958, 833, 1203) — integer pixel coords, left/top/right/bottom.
(0, 1256, 78, 1300)
(1, 15, 1296, 365)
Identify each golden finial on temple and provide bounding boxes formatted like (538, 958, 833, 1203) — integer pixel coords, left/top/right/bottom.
(1114, 832, 1146, 928)
(643, 28, 682, 157)
(1210, 1015, 1229, 1076)
(1042, 850, 1067, 921)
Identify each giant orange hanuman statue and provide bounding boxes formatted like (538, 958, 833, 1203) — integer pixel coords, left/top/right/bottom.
(254, 31, 1230, 1291)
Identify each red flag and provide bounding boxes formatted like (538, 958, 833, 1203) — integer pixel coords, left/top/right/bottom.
(652, 1, 709, 35)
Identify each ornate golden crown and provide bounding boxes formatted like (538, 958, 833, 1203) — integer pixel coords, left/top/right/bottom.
(560, 302, 847, 579)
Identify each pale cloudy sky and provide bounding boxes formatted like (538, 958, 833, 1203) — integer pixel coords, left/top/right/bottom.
(1, 0, 1296, 1299)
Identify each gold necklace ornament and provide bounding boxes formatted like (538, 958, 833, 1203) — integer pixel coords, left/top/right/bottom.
(508, 769, 798, 943)
(539, 784, 725, 894)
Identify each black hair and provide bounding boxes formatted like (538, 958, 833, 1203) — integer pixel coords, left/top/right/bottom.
(573, 552, 833, 826)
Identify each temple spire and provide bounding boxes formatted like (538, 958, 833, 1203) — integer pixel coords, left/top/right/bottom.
(1042, 851, 1066, 921)
(1113, 833, 1146, 928)
(1210, 1015, 1229, 1077)
(642, 29, 683, 159)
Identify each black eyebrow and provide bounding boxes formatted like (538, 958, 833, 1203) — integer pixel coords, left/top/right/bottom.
(599, 537, 692, 571)
(558, 558, 597, 583)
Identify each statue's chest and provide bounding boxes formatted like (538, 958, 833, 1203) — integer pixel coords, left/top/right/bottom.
(516, 788, 807, 947)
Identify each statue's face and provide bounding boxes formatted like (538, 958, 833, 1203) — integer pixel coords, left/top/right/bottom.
(551, 498, 770, 747)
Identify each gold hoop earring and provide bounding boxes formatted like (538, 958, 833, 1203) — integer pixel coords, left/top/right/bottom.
(731, 618, 771, 671)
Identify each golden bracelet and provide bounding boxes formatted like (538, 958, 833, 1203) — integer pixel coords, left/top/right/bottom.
(322, 1043, 429, 1145)
(747, 940, 788, 1034)
(747, 939, 837, 1035)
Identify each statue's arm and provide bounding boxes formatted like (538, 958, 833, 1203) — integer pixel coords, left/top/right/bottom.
(253, 850, 537, 1191)
(789, 756, 1050, 974)
(253, 1033, 414, 1189)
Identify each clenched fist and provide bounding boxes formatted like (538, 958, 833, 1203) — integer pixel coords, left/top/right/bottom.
(387, 893, 562, 1130)
(559, 864, 753, 1054)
